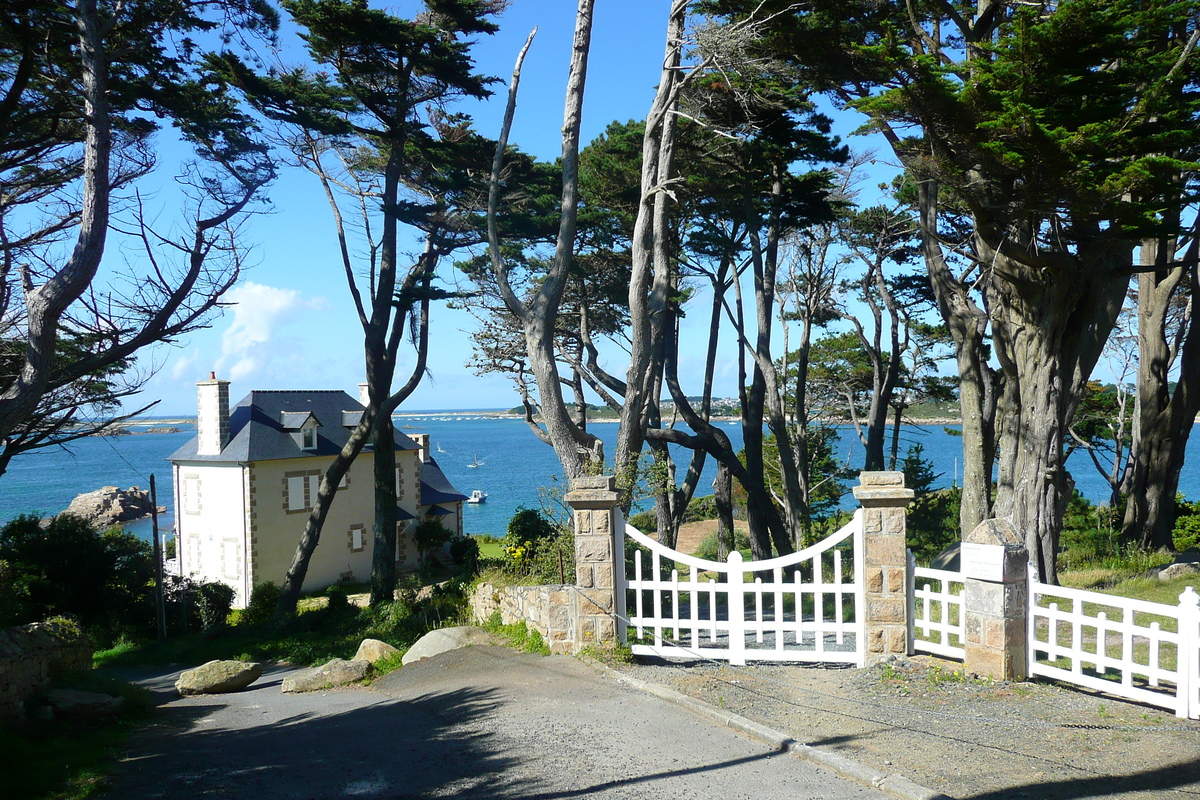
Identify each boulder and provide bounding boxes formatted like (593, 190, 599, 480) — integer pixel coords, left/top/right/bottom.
(401, 626, 492, 666)
(63, 486, 155, 526)
(1157, 561, 1200, 581)
(45, 689, 124, 719)
(930, 542, 961, 572)
(281, 658, 369, 693)
(353, 639, 399, 664)
(175, 660, 263, 696)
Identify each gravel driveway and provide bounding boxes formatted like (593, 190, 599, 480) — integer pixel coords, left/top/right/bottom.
(614, 653, 1200, 800)
(107, 646, 891, 800)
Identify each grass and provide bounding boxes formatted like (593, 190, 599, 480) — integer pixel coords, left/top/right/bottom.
(0, 672, 155, 800)
(480, 613, 550, 655)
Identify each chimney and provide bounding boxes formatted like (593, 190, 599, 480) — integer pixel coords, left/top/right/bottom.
(196, 372, 231, 456)
(358, 382, 370, 408)
(412, 433, 430, 464)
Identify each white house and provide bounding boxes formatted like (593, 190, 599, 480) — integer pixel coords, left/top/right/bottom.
(170, 374, 466, 607)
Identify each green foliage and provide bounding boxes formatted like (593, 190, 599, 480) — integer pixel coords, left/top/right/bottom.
(449, 535, 481, 573)
(324, 583, 349, 611)
(500, 507, 572, 583)
(694, 529, 752, 561)
(683, 495, 720, 524)
(163, 576, 235, 633)
(413, 519, 453, 564)
(902, 445, 960, 563)
(0, 514, 155, 645)
(1058, 491, 1127, 572)
(1172, 498, 1200, 552)
(481, 612, 551, 656)
(240, 581, 281, 627)
(627, 509, 656, 532)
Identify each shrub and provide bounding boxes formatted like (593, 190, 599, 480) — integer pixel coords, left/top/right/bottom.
(239, 581, 281, 626)
(324, 583, 349, 611)
(163, 576, 234, 633)
(694, 529, 752, 561)
(627, 510, 655, 532)
(0, 514, 155, 644)
(683, 495, 719, 523)
(449, 536, 480, 573)
(413, 519, 453, 565)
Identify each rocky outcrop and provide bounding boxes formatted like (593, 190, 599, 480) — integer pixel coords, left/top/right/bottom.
(175, 660, 263, 696)
(353, 639, 399, 664)
(281, 658, 369, 693)
(63, 486, 157, 526)
(143, 426, 181, 434)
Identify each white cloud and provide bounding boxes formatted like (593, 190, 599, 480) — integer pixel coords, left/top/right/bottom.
(216, 282, 328, 384)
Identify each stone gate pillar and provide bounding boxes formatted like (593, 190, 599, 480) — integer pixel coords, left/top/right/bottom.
(565, 476, 621, 650)
(852, 472, 914, 666)
(962, 518, 1029, 681)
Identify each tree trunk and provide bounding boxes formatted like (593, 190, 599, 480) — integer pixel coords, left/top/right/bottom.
(1122, 239, 1200, 550)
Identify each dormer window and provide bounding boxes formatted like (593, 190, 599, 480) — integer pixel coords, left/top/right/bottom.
(302, 426, 316, 450)
(281, 410, 322, 451)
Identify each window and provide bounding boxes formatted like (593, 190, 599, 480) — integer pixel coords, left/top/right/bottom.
(349, 524, 365, 552)
(183, 476, 201, 515)
(302, 427, 316, 450)
(287, 476, 306, 511)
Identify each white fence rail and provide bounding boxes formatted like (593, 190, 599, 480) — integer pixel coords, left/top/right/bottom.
(907, 554, 966, 661)
(622, 512, 865, 666)
(1028, 566, 1200, 719)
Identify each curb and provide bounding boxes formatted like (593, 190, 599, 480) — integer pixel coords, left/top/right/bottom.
(578, 655, 954, 800)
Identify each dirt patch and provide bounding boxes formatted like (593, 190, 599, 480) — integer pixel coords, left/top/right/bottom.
(615, 654, 1200, 800)
(671, 519, 751, 556)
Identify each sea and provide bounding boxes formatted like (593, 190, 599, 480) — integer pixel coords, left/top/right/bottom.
(2, 412, 1198, 542)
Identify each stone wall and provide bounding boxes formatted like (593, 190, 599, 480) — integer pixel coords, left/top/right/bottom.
(469, 582, 574, 655)
(0, 620, 92, 724)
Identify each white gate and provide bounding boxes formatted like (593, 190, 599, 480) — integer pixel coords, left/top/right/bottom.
(620, 511, 866, 666)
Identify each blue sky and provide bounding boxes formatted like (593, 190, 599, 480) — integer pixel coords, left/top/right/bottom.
(136, 3, 684, 415)
(131, 2, 900, 417)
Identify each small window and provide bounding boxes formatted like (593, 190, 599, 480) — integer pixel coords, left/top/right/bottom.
(302, 427, 316, 450)
(287, 476, 306, 511)
(350, 525, 365, 552)
(338, 472, 349, 489)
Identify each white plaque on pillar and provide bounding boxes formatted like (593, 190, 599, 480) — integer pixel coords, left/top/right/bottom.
(961, 542, 1006, 581)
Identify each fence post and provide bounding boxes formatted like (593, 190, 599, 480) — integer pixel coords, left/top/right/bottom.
(961, 518, 1029, 681)
(852, 472, 914, 666)
(565, 476, 621, 652)
(1178, 586, 1199, 720)
(728, 551, 746, 666)
(906, 550, 916, 657)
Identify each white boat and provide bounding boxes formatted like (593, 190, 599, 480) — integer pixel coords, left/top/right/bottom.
(468, 453, 483, 468)
(467, 490, 487, 504)
(436, 442, 447, 454)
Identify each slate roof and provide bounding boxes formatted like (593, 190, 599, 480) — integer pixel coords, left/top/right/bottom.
(170, 390, 418, 463)
(420, 458, 469, 504)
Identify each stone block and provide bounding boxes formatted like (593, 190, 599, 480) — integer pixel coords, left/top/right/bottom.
(595, 617, 616, 641)
(865, 534, 906, 566)
(866, 568, 883, 594)
(594, 563, 613, 590)
(965, 517, 1022, 547)
(859, 471, 906, 487)
(864, 509, 882, 533)
(867, 627, 885, 653)
(577, 564, 594, 589)
(886, 567, 906, 594)
(574, 510, 593, 536)
(576, 535, 610, 562)
(887, 626, 907, 654)
(579, 594, 612, 616)
(571, 476, 616, 492)
(595, 511, 610, 534)
(984, 617, 1005, 649)
(964, 613, 983, 645)
(867, 595, 905, 624)
(884, 507, 907, 535)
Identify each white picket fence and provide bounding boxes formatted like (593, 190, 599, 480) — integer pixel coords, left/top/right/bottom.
(907, 554, 966, 660)
(622, 511, 866, 666)
(1028, 566, 1200, 719)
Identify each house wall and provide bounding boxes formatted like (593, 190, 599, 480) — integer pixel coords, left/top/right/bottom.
(396, 448, 421, 569)
(174, 461, 249, 604)
(248, 455, 375, 600)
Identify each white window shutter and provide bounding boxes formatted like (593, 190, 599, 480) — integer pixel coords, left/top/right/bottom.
(307, 475, 321, 508)
(287, 476, 306, 511)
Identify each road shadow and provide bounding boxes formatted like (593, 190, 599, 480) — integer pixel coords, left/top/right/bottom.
(108, 667, 526, 799)
(962, 755, 1200, 800)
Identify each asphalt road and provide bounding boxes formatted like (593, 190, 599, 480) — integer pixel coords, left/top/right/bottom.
(109, 645, 891, 800)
